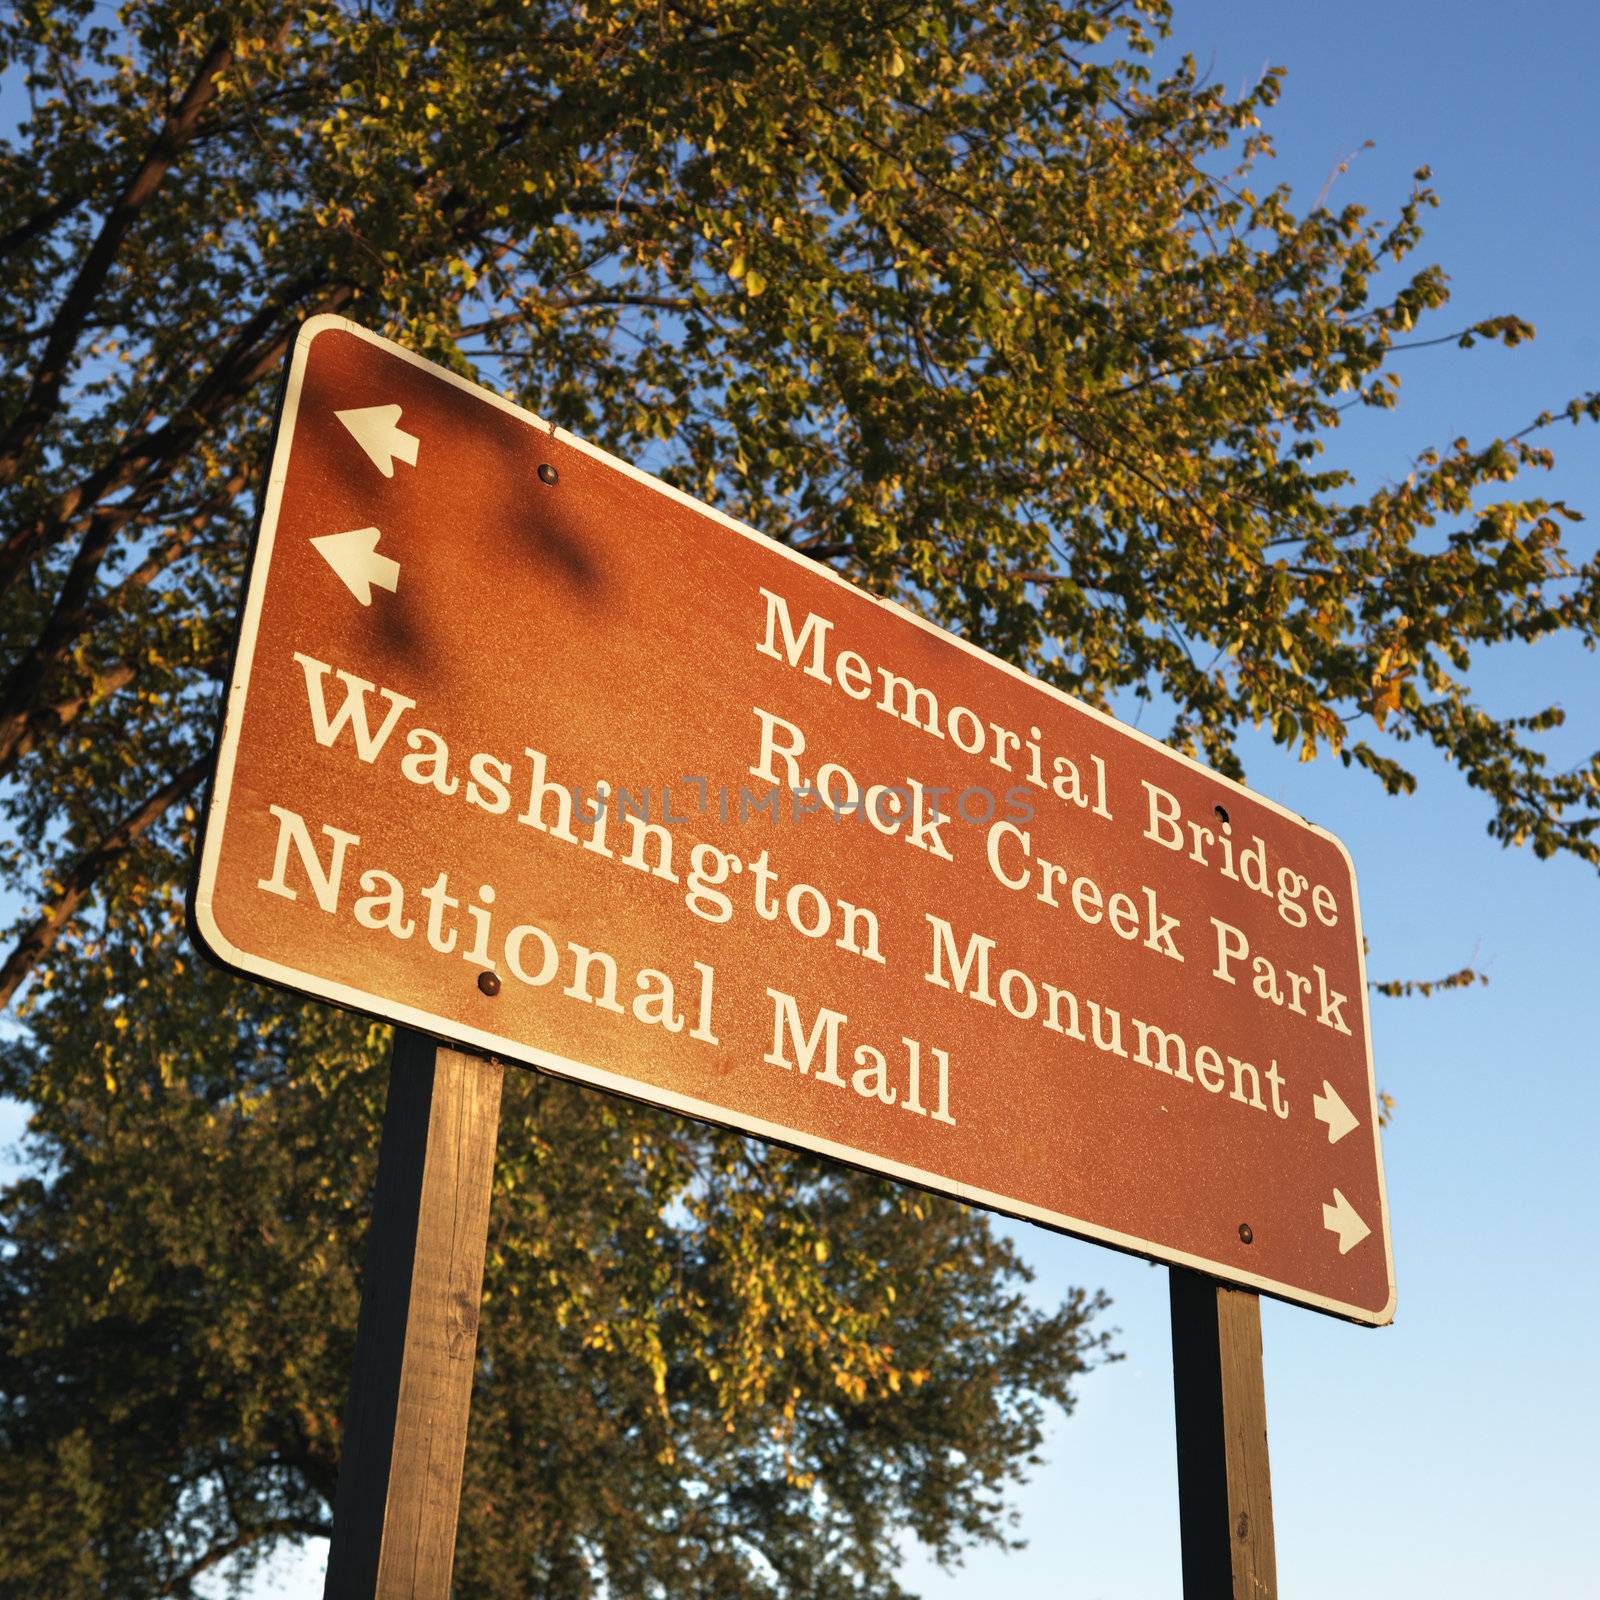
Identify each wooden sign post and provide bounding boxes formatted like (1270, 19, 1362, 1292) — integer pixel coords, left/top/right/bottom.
(322, 1030, 502, 1599)
(1170, 1268, 1277, 1598)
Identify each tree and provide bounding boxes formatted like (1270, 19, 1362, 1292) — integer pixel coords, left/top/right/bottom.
(0, 0, 1595, 1593)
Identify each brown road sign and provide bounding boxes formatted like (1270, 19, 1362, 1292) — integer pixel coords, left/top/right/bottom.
(192, 317, 1394, 1324)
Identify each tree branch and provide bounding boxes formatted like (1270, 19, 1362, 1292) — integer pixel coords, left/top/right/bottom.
(0, 753, 209, 1011)
(0, 274, 352, 602)
(0, 191, 84, 260)
(0, 35, 238, 491)
(152, 1516, 333, 1599)
(0, 469, 248, 779)
(0, 659, 138, 769)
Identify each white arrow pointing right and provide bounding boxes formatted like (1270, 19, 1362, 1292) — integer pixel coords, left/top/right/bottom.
(310, 526, 400, 606)
(1322, 1189, 1371, 1255)
(336, 404, 419, 477)
(1312, 1079, 1359, 1144)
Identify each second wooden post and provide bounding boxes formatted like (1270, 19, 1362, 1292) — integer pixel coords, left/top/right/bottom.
(1169, 1266, 1278, 1598)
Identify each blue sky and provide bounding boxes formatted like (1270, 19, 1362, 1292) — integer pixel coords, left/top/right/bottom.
(5, 3, 1597, 1596)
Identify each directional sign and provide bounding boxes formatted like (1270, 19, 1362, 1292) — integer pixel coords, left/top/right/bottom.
(192, 317, 1394, 1324)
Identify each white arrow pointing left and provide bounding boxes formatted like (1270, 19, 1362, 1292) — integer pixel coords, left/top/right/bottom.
(1312, 1080, 1359, 1144)
(310, 526, 400, 606)
(1322, 1189, 1371, 1255)
(336, 404, 419, 477)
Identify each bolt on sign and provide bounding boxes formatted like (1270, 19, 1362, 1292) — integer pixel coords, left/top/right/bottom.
(192, 317, 1394, 1325)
